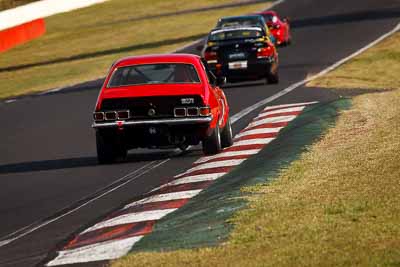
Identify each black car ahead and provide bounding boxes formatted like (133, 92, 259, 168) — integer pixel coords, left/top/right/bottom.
(203, 26, 279, 84)
(216, 15, 277, 45)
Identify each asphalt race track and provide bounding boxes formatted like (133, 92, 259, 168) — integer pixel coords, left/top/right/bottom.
(1, 0, 400, 266)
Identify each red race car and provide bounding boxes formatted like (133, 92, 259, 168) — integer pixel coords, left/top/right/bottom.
(92, 54, 233, 163)
(256, 11, 292, 46)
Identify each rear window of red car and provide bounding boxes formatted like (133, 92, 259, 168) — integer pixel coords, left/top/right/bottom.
(107, 63, 201, 87)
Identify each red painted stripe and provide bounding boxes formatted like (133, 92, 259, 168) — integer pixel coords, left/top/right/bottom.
(192, 154, 251, 166)
(222, 144, 266, 152)
(234, 132, 278, 142)
(0, 19, 46, 53)
(244, 122, 289, 132)
(253, 111, 301, 122)
(64, 221, 154, 250)
(149, 180, 213, 196)
(108, 199, 189, 220)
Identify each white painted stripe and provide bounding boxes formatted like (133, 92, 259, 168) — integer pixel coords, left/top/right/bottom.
(231, 138, 275, 147)
(194, 149, 261, 164)
(46, 235, 143, 266)
(149, 172, 225, 194)
(177, 159, 246, 177)
(259, 106, 305, 116)
(0, 0, 109, 31)
(4, 99, 16, 104)
(235, 127, 283, 138)
(151, 172, 226, 193)
(262, 102, 318, 112)
(124, 190, 202, 210)
(82, 209, 177, 234)
(170, 172, 225, 186)
(248, 115, 297, 128)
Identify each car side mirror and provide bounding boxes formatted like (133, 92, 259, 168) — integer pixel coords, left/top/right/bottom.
(283, 17, 290, 23)
(216, 76, 226, 86)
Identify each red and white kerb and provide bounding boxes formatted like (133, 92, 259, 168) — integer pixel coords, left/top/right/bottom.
(46, 101, 317, 266)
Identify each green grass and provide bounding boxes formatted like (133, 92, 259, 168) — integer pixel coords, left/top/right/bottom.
(111, 33, 400, 267)
(0, 0, 270, 99)
(0, 0, 37, 11)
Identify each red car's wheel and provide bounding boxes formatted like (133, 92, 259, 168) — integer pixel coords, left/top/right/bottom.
(96, 131, 126, 164)
(221, 117, 233, 148)
(202, 125, 222, 155)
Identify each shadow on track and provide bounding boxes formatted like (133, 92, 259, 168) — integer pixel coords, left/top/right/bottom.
(223, 81, 266, 89)
(0, 151, 182, 175)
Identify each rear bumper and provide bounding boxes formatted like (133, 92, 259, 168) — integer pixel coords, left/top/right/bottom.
(210, 58, 273, 80)
(92, 116, 213, 129)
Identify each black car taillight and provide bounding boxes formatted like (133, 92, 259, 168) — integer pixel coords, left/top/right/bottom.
(204, 51, 217, 63)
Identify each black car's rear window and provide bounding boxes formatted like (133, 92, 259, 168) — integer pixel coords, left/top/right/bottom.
(107, 63, 201, 88)
(209, 28, 263, 41)
(217, 17, 263, 28)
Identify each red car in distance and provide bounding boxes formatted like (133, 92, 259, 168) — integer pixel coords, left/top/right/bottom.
(256, 11, 292, 46)
(92, 54, 233, 163)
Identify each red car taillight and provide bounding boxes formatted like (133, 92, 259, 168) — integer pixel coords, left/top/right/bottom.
(187, 107, 199, 116)
(204, 51, 217, 63)
(93, 112, 105, 121)
(117, 110, 130, 120)
(105, 111, 118, 120)
(173, 106, 211, 117)
(199, 107, 211, 116)
(257, 46, 274, 58)
(174, 107, 186, 117)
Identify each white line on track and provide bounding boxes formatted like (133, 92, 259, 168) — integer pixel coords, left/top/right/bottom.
(46, 235, 144, 266)
(0, 159, 169, 248)
(82, 208, 178, 234)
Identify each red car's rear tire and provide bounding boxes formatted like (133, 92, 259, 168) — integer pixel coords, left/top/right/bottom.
(202, 125, 222, 155)
(96, 131, 126, 164)
(221, 117, 233, 148)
